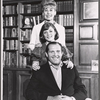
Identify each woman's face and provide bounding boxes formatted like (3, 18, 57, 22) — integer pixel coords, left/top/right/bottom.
(43, 6, 56, 21)
(43, 26, 56, 42)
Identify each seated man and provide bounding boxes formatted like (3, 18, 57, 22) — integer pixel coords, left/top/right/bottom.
(25, 42, 87, 100)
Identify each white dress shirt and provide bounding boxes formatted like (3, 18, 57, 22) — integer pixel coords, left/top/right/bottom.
(48, 62, 76, 100)
(49, 62, 63, 90)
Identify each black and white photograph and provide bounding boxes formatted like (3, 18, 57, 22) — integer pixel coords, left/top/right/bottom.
(0, 0, 99, 100)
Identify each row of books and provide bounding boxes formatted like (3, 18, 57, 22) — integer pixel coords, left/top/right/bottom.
(20, 43, 31, 54)
(65, 34, 73, 41)
(3, 40, 18, 50)
(20, 14, 73, 28)
(3, 0, 73, 15)
(20, 15, 42, 28)
(20, 3, 41, 14)
(57, 1, 73, 12)
(20, 0, 73, 14)
(65, 29, 73, 33)
(3, 5, 17, 15)
(55, 14, 73, 26)
(65, 29, 73, 42)
(3, 16, 17, 26)
(20, 29, 31, 41)
(3, 51, 18, 67)
(66, 43, 73, 53)
(3, 28, 18, 37)
(20, 55, 31, 68)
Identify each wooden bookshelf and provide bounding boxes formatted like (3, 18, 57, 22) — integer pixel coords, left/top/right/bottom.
(3, 0, 74, 68)
(3, 0, 99, 100)
(3, 0, 74, 100)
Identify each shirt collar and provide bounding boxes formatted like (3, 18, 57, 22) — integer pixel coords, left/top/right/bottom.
(44, 20, 56, 25)
(48, 61, 63, 70)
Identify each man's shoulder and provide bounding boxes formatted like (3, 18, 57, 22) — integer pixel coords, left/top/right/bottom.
(40, 63, 49, 69)
(35, 63, 49, 73)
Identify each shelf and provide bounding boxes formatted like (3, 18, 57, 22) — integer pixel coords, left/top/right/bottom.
(20, 40, 30, 43)
(3, 26, 18, 28)
(64, 26, 74, 29)
(3, 14, 18, 17)
(3, 0, 74, 69)
(21, 0, 41, 4)
(3, 37, 18, 40)
(20, 27, 32, 30)
(66, 40, 73, 43)
(20, 53, 31, 56)
(3, 67, 31, 71)
(57, 11, 73, 14)
(3, 49, 18, 52)
(20, 13, 42, 16)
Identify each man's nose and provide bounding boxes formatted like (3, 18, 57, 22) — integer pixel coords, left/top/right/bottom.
(54, 52, 58, 56)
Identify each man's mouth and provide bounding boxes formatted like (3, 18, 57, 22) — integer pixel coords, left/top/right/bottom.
(52, 57, 59, 60)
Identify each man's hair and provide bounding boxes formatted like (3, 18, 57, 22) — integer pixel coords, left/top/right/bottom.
(45, 42, 63, 53)
(41, 0, 57, 11)
(39, 22, 59, 43)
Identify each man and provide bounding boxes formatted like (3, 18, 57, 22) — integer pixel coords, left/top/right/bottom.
(25, 42, 87, 100)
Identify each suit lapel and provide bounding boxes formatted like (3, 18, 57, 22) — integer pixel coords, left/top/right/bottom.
(44, 63, 61, 92)
(61, 64, 73, 92)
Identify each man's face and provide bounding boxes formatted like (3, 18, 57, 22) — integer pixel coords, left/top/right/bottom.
(46, 44, 63, 65)
(43, 5, 56, 21)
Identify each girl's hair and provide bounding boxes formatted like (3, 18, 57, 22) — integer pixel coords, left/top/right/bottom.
(39, 22, 59, 43)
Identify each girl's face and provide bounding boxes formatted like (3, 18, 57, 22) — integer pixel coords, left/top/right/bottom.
(43, 6, 56, 21)
(43, 26, 56, 42)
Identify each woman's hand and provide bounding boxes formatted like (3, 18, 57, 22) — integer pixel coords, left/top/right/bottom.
(35, 43, 42, 47)
(32, 61, 40, 71)
(63, 59, 74, 69)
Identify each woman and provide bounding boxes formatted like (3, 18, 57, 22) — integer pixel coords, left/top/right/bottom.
(31, 22, 73, 70)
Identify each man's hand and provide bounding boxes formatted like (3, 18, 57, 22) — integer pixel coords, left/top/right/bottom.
(32, 61, 40, 71)
(47, 95, 63, 100)
(47, 95, 75, 100)
(58, 95, 75, 100)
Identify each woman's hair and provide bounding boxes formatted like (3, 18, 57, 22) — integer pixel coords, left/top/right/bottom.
(39, 22, 59, 44)
(41, 0, 57, 11)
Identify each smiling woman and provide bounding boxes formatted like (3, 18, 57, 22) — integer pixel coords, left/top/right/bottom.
(39, 22, 59, 44)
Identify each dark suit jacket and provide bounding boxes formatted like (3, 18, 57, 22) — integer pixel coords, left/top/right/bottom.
(25, 62, 87, 100)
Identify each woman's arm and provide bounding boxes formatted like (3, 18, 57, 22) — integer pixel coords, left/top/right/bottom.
(62, 46, 74, 69)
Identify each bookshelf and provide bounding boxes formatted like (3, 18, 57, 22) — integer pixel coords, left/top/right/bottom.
(3, 3, 19, 68)
(3, 0, 74, 68)
(19, 1, 43, 68)
(3, 1, 74, 100)
(3, 1, 99, 100)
